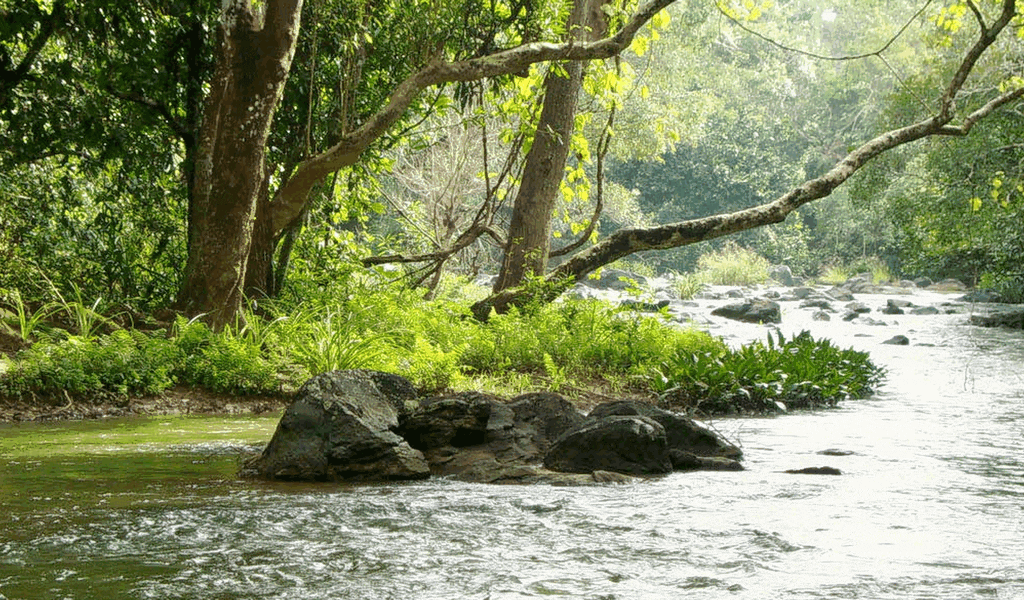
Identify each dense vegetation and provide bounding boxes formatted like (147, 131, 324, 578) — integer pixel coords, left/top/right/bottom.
(0, 278, 883, 416)
(1, 0, 1019, 414)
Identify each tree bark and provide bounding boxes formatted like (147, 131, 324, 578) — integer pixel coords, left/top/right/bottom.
(176, 0, 302, 329)
(492, 0, 602, 292)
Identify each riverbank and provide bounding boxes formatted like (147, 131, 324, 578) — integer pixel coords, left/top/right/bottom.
(3, 274, 1017, 424)
(0, 385, 291, 422)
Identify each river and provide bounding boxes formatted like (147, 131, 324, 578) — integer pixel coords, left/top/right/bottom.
(1, 289, 1022, 599)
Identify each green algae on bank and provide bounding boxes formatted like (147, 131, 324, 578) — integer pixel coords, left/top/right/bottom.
(0, 415, 282, 517)
(0, 414, 281, 459)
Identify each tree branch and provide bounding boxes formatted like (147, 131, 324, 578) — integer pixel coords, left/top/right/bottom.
(268, 0, 676, 236)
(470, 0, 1023, 320)
(0, 0, 65, 102)
(106, 87, 192, 144)
(362, 223, 503, 267)
(715, 0, 936, 62)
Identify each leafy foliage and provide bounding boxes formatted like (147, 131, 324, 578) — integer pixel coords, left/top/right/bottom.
(650, 330, 885, 415)
(0, 330, 183, 400)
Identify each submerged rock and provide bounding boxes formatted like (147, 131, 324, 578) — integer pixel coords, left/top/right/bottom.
(670, 450, 744, 471)
(882, 335, 910, 345)
(817, 449, 854, 456)
(784, 466, 842, 475)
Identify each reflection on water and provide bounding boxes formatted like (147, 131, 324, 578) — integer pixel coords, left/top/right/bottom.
(2, 295, 1023, 599)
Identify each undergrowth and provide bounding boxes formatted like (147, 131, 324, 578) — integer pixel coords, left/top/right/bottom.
(649, 330, 885, 415)
(0, 285, 885, 416)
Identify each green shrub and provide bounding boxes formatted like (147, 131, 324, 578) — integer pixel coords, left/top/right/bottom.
(0, 329, 181, 400)
(459, 298, 726, 384)
(818, 264, 853, 285)
(650, 330, 884, 415)
(172, 318, 281, 395)
(849, 256, 893, 284)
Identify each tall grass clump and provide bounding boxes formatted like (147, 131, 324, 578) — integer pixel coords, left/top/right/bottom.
(649, 330, 884, 416)
(694, 242, 770, 287)
(819, 257, 893, 285)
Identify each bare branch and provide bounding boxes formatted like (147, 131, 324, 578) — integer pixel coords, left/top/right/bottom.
(714, 0, 936, 62)
(362, 223, 503, 267)
(965, 0, 987, 34)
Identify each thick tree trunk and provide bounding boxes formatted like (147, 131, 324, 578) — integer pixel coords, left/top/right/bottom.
(492, 0, 603, 293)
(176, 0, 302, 329)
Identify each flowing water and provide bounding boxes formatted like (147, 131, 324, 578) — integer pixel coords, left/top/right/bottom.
(1, 290, 1023, 599)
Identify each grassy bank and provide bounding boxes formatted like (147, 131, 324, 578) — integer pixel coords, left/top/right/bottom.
(1, 285, 884, 419)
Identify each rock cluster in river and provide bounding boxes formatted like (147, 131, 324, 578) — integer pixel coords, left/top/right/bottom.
(245, 370, 743, 485)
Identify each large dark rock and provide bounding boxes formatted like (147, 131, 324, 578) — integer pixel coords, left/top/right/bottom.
(247, 370, 429, 482)
(544, 415, 673, 475)
(587, 400, 741, 459)
(399, 391, 588, 481)
(711, 299, 781, 324)
(397, 392, 501, 450)
(510, 392, 587, 458)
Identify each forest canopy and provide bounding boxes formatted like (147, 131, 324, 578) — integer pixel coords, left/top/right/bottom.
(1, 0, 1022, 323)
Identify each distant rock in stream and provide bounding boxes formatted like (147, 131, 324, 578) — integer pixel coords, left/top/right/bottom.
(970, 309, 1024, 329)
(711, 299, 781, 324)
(882, 335, 910, 345)
(784, 466, 842, 475)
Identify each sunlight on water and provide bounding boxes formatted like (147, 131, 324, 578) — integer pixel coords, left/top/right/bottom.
(2, 293, 1023, 599)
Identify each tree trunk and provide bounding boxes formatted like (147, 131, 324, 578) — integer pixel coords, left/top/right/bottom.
(176, 0, 302, 330)
(492, 0, 604, 293)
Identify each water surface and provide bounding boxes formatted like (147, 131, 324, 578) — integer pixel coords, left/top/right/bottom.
(2, 292, 1022, 599)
